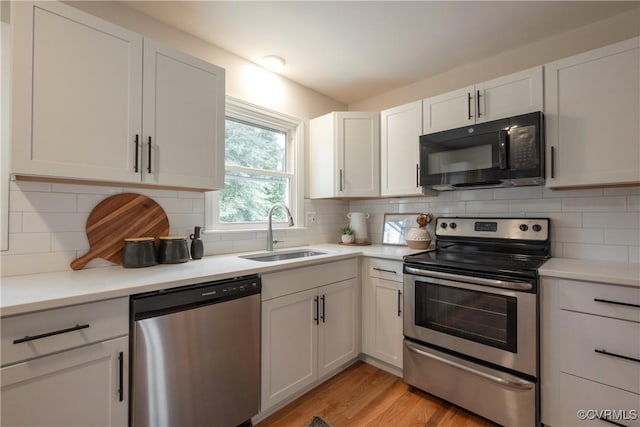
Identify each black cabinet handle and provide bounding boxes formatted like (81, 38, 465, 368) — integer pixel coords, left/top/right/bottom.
(147, 136, 152, 173)
(550, 146, 556, 179)
(314, 296, 319, 325)
(134, 134, 139, 173)
(397, 290, 402, 317)
(467, 92, 472, 120)
(594, 298, 640, 309)
(595, 348, 640, 364)
(415, 164, 420, 188)
(339, 169, 343, 192)
(13, 323, 90, 344)
(597, 416, 628, 427)
(117, 351, 124, 402)
(476, 90, 481, 117)
(320, 294, 326, 323)
(373, 267, 397, 274)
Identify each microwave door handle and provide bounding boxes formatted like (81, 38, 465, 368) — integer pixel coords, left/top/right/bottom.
(498, 129, 508, 170)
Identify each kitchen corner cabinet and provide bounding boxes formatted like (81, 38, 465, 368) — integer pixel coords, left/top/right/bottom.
(309, 112, 380, 198)
(422, 66, 543, 134)
(545, 37, 640, 189)
(261, 260, 359, 411)
(1, 298, 129, 427)
(362, 258, 404, 369)
(541, 277, 640, 427)
(380, 100, 423, 197)
(11, 1, 225, 190)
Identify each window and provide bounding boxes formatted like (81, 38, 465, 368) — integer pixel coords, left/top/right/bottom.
(207, 97, 303, 230)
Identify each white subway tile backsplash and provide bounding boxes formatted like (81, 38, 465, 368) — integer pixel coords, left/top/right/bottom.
(156, 198, 195, 214)
(629, 247, 640, 263)
(192, 198, 205, 213)
(466, 200, 510, 213)
(0, 251, 76, 277)
(543, 188, 603, 198)
(453, 189, 494, 201)
(553, 227, 604, 244)
(428, 202, 466, 214)
(8, 213, 22, 233)
(51, 232, 90, 252)
(10, 191, 77, 213)
(51, 183, 122, 195)
(10, 181, 52, 192)
(603, 187, 640, 196)
(563, 243, 629, 262)
(178, 191, 205, 199)
(494, 186, 542, 200)
(583, 212, 640, 229)
(561, 196, 627, 212)
(509, 199, 561, 213)
(7, 233, 51, 255)
(22, 213, 88, 233)
(604, 229, 640, 246)
(525, 212, 582, 228)
(77, 194, 107, 213)
(628, 196, 640, 212)
(398, 203, 427, 214)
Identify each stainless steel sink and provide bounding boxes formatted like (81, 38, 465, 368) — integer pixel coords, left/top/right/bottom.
(239, 249, 327, 262)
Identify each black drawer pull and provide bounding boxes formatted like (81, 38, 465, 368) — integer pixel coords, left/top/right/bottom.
(320, 294, 326, 323)
(13, 324, 90, 344)
(373, 267, 397, 274)
(597, 416, 628, 427)
(118, 351, 124, 402)
(595, 348, 640, 364)
(314, 296, 319, 325)
(397, 290, 402, 317)
(594, 298, 640, 309)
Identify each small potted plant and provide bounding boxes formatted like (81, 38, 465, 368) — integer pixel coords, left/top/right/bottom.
(341, 227, 355, 244)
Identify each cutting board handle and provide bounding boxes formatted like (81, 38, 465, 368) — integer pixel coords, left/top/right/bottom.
(70, 251, 97, 271)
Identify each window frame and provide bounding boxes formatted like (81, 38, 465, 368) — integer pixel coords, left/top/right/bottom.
(205, 96, 304, 231)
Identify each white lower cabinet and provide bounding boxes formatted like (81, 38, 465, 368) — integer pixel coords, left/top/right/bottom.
(362, 258, 404, 370)
(0, 297, 129, 427)
(541, 277, 640, 427)
(261, 259, 359, 412)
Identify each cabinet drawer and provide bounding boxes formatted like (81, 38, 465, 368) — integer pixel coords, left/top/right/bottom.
(558, 279, 640, 322)
(560, 310, 640, 394)
(1, 297, 128, 366)
(559, 373, 640, 427)
(262, 258, 358, 300)
(367, 258, 403, 282)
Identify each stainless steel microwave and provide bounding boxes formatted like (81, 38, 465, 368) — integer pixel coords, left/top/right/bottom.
(419, 112, 544, 191)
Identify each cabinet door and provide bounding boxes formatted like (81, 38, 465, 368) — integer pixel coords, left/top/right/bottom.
(369, 277, 403, 369)
(381, 101, 423, 196)
(261, 288, 318, 411)
(1, 336, 128, 427)
(317, 278, 359, 377)
(143, 39, 225, 190)
(337, 112, 380, 197)
(545, 37, 640, 188)
(11, 2, 143, 183)
(422, 86, 475, 134)
(476, 66, 543, 123)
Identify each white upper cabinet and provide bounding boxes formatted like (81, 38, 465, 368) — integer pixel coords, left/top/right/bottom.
(11, 1, 225, 190)
(142, 40, 225, 189)
(380, 100, 423, 197)
(545, 37, 640, 189)
(422, 66, 543, 134)
(11, 1, 143, 184)
(309, 112, 380, 198)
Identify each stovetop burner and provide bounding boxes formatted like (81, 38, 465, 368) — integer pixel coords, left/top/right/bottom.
(404, 217, 551, 278)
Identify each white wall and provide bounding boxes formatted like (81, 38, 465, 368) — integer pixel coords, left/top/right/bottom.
(350, 187, 640, 263)
(349, 8, 640, 111)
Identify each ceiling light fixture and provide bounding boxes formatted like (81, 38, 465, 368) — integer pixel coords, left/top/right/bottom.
(261, 55, 285, 72)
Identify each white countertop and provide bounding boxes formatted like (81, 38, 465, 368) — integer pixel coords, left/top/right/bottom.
(539, 258, 640, 287)
(0, 244, 420, 317)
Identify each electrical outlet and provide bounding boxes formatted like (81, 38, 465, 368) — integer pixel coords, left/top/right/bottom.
(306, 212, 317, 226)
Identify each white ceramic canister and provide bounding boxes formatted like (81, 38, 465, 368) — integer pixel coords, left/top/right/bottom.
(347, 212, 370, 243)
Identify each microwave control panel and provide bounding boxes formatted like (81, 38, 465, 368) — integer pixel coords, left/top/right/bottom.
(509, 125, 539, 170)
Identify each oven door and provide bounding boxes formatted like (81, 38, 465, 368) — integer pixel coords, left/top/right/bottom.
(404, 266, 537, 377)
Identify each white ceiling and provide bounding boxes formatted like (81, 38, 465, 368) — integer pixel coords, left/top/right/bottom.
(123, 1, 638, 105)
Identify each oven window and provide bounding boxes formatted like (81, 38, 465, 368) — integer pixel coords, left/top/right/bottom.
(415, 281, 517, 352)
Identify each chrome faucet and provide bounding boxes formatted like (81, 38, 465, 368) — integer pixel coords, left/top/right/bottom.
(266, 203, 295, 251)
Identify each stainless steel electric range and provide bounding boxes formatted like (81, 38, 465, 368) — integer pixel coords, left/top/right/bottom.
(403, 217, 551, 427)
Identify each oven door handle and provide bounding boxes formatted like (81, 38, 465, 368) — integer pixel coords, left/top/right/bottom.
(405, 341, 534, 391)
(404, 267, 533, 291)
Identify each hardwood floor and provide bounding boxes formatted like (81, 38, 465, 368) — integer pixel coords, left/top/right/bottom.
(256, 361, 498, 427)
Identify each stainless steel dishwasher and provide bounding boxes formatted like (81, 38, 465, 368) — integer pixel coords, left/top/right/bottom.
(130, 275, 261, 427)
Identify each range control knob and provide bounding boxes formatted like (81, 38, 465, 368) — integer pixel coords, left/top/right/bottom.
(450, 222, 457, 229)
(519, 224, 529, 232)
(532, 224, 542, 232)
(440, 222, 448, 229)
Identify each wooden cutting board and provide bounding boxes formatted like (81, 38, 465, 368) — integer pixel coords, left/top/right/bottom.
(70, 193, 169, 270)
